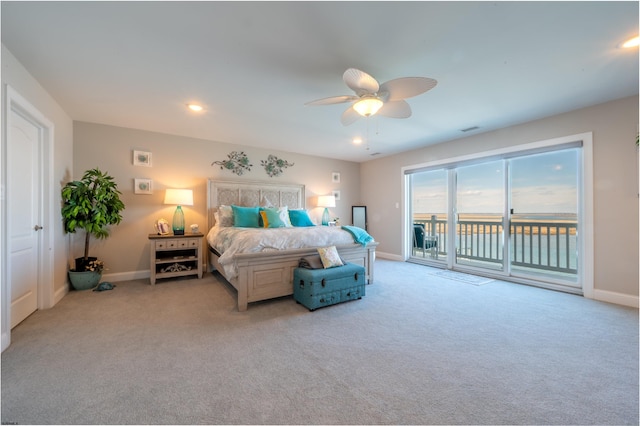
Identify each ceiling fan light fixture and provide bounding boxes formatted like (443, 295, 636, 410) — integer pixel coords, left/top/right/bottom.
(353, 97, 383, 117)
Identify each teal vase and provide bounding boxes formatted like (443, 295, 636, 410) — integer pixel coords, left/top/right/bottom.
(68, 271, 102, 291)
(172, 205, 185, 235)
(322, 208, 330, 226)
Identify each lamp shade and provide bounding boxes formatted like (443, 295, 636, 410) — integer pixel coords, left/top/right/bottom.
(164, 189, 193, 206)
(317, 195, 336, 208)
(353, 97, 383, 117)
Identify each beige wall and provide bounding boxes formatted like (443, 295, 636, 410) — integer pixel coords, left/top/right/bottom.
(73, 122, 360, 280)
(361, 95, 639, 305)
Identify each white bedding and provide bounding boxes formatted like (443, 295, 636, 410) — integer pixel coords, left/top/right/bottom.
(207, 225, 369, 279)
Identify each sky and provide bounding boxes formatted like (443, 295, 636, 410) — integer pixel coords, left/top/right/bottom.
(412, 149, 578, 215)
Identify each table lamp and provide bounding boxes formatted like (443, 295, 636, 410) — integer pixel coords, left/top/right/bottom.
(164, 189, 193, 235)
(317, 195, 336, 226)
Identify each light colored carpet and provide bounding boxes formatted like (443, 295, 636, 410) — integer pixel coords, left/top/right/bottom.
(2, 259, 638, 425)
(432, 269, 495, 285)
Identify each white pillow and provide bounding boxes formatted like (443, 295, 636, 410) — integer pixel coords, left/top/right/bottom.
(218, 205, 234, 227)
(317, 246, 344, 269)
(278, 206, 292, 227)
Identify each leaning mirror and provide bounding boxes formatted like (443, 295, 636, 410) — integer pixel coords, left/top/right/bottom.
(352, 206, 367, 230)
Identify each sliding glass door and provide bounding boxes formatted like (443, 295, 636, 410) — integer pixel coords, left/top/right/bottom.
(454, 160, 505, 272)
(509, 149, 579, 285)
(407, 144, 582, 291)
(410, 169, 447, 263)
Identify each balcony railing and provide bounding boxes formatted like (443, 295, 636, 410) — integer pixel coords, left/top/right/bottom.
(413, 215, 577, 275)
(510, 221, 577, 274)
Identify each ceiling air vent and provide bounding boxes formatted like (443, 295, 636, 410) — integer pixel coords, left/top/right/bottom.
(370, 152, 382, 156)
(460, 126, 479, 133)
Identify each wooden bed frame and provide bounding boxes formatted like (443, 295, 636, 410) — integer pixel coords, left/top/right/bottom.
(207, 179, 377, 311)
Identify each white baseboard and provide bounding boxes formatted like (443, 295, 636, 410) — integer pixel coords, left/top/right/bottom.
(54, 283, 69, 305)
(592, 289, 639, 308)
(103, 270, 150, 283)
(2, 331, 10, 352)
(375, 251, 403, 262)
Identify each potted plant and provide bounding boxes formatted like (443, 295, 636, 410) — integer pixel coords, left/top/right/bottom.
(62, 168, 125, 290)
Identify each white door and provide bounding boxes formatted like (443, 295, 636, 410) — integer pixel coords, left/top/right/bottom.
(8, 110, 41, 328)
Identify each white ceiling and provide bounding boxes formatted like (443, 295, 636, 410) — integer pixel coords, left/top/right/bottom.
(2, 1, 638, 163)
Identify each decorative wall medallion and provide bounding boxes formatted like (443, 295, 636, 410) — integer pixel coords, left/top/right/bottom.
(261, 155, 294, 178)
(211, 151, 252, 175)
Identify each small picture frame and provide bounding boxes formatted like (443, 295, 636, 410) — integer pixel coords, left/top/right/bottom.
(134, 178, 153, 194)
(331, 172, 341, 183)
(133, 150, 152, 167)
(332, 190, 341, 201)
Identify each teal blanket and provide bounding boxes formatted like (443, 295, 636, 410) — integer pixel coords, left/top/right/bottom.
(341, 225, 374, 246)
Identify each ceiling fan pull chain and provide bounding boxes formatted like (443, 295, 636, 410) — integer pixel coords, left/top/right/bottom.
(366, 117, 370, 151)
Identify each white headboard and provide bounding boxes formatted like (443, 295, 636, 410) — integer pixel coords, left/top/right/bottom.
(207, 179, 305, 229)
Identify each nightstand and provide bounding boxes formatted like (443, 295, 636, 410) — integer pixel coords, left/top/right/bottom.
(148, 233, 204, 285)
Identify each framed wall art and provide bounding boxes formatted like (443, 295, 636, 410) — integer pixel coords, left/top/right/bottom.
(332, 190, 341, 201)
(134, 178, 153, 194)
(133, 150, 152, 167)
(332, 172, 341, 183)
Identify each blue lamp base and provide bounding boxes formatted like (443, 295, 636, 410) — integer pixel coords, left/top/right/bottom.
(321, 207, 330, 226)
(172, 205, 185, 235)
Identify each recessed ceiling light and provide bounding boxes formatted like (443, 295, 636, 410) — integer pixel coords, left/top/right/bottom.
(352, 137, 363, 145)
(619, 36, 639, 48)
(187, 104, 203, 112)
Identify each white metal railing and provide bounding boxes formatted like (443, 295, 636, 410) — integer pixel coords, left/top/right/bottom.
(413, 216, 578, 274)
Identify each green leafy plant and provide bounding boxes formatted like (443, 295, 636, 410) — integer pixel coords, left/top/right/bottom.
(61, 168, 125, 271)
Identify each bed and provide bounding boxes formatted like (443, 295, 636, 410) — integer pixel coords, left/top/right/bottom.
(207, 179, 377, 311)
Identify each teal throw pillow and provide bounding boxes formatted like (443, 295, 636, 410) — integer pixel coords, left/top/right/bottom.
(289, 209, 315, 227)
(232, 205, 260, 228)
(259, 207, 286, 228)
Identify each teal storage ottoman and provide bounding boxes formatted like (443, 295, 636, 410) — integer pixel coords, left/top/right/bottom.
(294, 263, 365, 311)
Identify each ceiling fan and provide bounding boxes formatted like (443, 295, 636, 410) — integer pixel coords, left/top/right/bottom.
(305, 68, 437, 126)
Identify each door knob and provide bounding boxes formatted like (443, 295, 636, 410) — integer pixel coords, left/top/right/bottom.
(34, 225, 43, 231)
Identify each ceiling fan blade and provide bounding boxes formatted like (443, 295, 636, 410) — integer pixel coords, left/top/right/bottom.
(377, 100, 412, 119)
(343, 68, 379, 96)
(305, 95, 357, 106)
(340, 106, 361, 126)
(379, 77, 437, 101)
